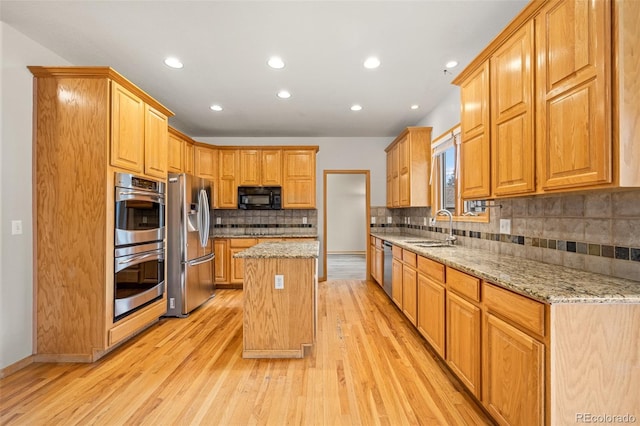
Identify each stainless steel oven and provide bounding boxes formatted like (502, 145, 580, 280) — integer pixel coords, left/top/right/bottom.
(114, 241, 165, 321)
(115, 172, 165, 246)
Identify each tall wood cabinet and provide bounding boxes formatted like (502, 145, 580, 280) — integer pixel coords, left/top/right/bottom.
(385, 127, 431, 207)
(28, 66, 173, 362)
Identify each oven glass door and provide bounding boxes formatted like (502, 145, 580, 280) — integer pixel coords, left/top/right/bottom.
(115, 188, 165, 246)
(114, 242, 165, 321)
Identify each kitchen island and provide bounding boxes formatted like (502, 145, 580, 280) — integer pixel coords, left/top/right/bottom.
(234, 241, 319, 358)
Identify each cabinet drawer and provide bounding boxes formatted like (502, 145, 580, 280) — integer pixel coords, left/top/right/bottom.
(392, 245, 403, 259)
(375, 238, 383, 249)
(418, 256, 445, 283)
(483, 282, 546, 337)
(230, 238, 257, 248)
(446, 267, 480, 302)
(402, 249, 417, 267)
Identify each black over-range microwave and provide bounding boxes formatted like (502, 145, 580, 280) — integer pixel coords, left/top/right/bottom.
(238, 186, 282, 210)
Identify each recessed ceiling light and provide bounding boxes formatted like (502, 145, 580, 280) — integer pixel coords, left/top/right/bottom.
(445, 60, 459, 69)
(268, 56, 285, 69)
(350, 104, 363, 111)
(411, 105, 420, 110)
(164, 57, 183, 69)
(277, 90, 291, 99)
(363, 57, 381, 69)
(210, 104, 223, 112)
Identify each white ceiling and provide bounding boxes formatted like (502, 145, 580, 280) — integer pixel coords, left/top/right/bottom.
(1, 0, 528, 138)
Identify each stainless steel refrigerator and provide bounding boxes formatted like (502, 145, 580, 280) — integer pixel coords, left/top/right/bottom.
(166, 173, 215, 317)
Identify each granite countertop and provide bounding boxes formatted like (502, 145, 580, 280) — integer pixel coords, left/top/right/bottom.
(233, 241, 320, 259)
(372, 232, 640, 304)
(211, 233, 318, 239)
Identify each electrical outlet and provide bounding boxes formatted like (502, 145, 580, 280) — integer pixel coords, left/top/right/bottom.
(275, 275, 284, 290)
(387, 216, 392, 224)
(216, 217, 221, 225)
(500, 219, 511, 235)
(423, 218, 427, 226)
(407, 217, 411, 225)
(169, 298, 175, 309)
(302, 216, 307, 224)
(11, 220, 23, 235)
(371, 217, 376, 224)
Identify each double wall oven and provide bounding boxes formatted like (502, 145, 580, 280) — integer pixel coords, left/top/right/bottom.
(114, 172, 166, 321)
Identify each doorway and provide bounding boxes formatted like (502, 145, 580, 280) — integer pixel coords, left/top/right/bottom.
(323, 170, 370, 281)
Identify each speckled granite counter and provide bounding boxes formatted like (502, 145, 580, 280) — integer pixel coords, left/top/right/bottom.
(372, 232, 640, 304)
(234, 241, 319, 259)
(211, 233, 318, 239)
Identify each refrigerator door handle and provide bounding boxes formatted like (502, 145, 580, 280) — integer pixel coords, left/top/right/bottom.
(202, 188, 210, 245)
(186, 252, 215, 267)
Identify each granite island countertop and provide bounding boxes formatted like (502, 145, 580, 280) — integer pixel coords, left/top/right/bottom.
(372, 232, 640, 304)
(211, 232, 318, 239)
(233, 241, 320, 259)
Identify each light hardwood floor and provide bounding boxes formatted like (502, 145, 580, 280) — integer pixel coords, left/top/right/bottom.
(0, 280, 492, 425)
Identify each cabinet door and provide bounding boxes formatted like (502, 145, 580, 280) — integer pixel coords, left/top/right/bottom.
(446, 291, 482, 398)
(375, 246, 384, 286)
(491, 22, 535, 196)
(194, 146, 216, 180)
(283, 150, 316, 208)
(460, 61, 491, 199)
(261, 149, 282, 186)
(402, 265, 417, 325)
(370, 243, 378, 283)
(144, 105, 168, 179)
(386, 152, 393, 207)
(391, 258, 403, 309)
(483, 313, 544, 426)
(214, 239, 228, 284)
(239, 149, 260, 186)
(167, 133, 184, 173)
(229, 247, 245, 284)
(536, 0, 611, 190)
(219, 149, 239, 208)
(184, 142, 194, 175)
(391, 146, 400, 207)
(417, 274, 445, 358)
(111, 82, 144, 173)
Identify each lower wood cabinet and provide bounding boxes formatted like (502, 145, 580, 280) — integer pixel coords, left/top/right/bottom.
(391, 257, 403, 309)
(483, 312, 544, 426)
(213, 239, 228, 284)
(229, 238, 257, 285)
(417, 273, 446, 358)
(446, 291, 482, 399)
(402, 250, 418, 326)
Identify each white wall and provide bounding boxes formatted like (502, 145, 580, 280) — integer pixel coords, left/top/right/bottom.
(326, 174, 366, 253)
(415, 87, 461, 138)
(1, 22, 71, 369)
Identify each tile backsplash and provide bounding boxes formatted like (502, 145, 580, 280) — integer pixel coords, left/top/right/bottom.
(371, 189, 640, 282)
(211, 209, 317, 236)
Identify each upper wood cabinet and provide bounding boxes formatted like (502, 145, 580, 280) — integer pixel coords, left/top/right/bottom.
(535, 0, 611, 190)
(184, 141, 194, 175)
(111, 82, 145, 173)
(168, 126, 197, 176)
(218, 148, 239, 208)
(491, 21, 535, 196)
(385, 127, 431, 207)
(143, 105, 168, 179)
(454, 0, 639, 198)
(194, 144, 217, 180)
(459, 62, 491, 199)
(110, 81, 169, 178)
(167, 131, 184, 174)
(239, 149, 282, 186)
(283, 148, 317, 209)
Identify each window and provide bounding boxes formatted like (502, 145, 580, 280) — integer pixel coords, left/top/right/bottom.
(431, 125, 489, 221)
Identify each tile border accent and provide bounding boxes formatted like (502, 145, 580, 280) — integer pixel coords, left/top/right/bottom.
(370, 224, 640, 263)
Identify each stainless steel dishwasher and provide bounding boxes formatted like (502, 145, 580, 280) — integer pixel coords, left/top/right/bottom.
(383, 241, 393, 298)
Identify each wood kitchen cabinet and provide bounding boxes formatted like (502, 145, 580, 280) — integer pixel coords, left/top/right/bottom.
(384, 127, 431, 207)
(213, 239, 229, 284)
(167, 131, 184, 174)
(218, 148, 239, 209)
(490, 21, 535, 196)
(402, 250, 418, 326)
(446, 267, 482, 399)
(369, 237, 384, 286)
(391, 246, 403, 309)
(283, 148, 317, 208)
(184, 141, 194, 175)
(417, 256, 446, 358)
(239, 149, 282, 186)
(194, 144, 217, 180)
(144, 105, 169, 178)
(229, 238, 256, 285)
(482, 282, 546, 426)
(28, 66, 173, 362)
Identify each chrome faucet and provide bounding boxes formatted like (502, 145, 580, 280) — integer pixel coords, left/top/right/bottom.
(434, 209, 456, 245)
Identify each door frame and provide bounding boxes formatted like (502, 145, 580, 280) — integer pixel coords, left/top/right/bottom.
(322, 170, 370, 282)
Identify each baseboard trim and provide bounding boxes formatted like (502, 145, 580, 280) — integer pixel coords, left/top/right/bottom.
(0, 355, 35, 379)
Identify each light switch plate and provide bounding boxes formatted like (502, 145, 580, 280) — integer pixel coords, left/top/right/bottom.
(423, 218, 427, 226)
(371, 217, 376, 224)
(500, 219, 511, 235)
(275, 275, 284, 290)
(302, 216, 307, 224)
(216, 217, 221, 225)
(387, 216, 392, 224)
(11, 220, 23, 235)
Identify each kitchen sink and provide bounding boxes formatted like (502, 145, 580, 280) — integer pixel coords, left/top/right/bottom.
(402, 240, 454, 248)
